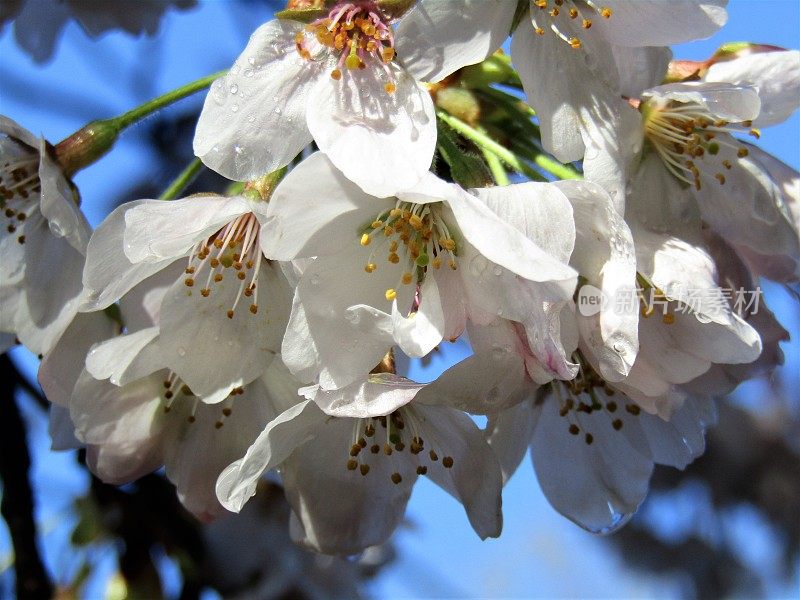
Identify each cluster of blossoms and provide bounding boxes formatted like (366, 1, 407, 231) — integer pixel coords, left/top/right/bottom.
(2, 0, 799, 554)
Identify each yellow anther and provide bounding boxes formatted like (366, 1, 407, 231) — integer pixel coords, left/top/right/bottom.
(550, 7, 559, 16)
(440, 238, 456, 252)
(737, 147, 749, 158)
(384, 226, 394, 236)
(569, 8, 578, 18)
(749, 128, 761, 139)
(432, 257, 442, 269)
(715, 173, 726, 185)
(371, 220, 383, 229)
(385, 288, 397, 301)
(600, 7, 612, 18)
(345, 54, 362, 70)
(249, 304, 258, 314)
(365, 263, 377, 273)
(184, 277, 194, 287)
(402, 272, 413, 285)
(381, 47, 395, 62)
(389, 240, 399, 252)
(408, 214, 424, 230)
(331, 69, 342, 80)
(582, 18, 592, 28)
(384, 82, 396, 94)
(360, 233, 371, 246)
(388, 253, 400, 264)
(662, 313, 675, 325)
(569, 37, 582, 49)
(448, 259, 457, 270)
(535, 27, 545, 35)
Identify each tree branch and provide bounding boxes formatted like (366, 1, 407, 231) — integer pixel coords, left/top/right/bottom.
(0, 354, 54, 600)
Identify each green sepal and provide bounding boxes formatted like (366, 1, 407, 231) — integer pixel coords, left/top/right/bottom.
(436, 118, 494, 189)
(275, 7, 327, 23)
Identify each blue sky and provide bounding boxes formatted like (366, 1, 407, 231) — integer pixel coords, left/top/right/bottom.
(1, 1, 798, 597)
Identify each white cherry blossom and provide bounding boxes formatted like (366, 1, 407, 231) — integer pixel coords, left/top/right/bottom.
(396, 0, 728, 204)
(262, 152, 577, 390)
(216, 359, 504, 554)
(194, 1, 436, 198)
(81, 193, 292, 402)
(72, 335, 273, 521)
(0, 116, 90, 355)
(486, 383, 716, 534)
(628, 82, 800, 274)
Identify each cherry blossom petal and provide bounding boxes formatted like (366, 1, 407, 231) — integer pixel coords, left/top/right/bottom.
(194, 19, 316, 180)
(705, 50, 800, 127)
(306, 66, 436, 198)
(396, 0, 514, 83)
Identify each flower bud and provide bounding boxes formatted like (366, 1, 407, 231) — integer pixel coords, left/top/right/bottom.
(54, 119, 121, 176)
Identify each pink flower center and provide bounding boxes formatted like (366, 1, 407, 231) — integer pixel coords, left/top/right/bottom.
(295, 1, 398, 94)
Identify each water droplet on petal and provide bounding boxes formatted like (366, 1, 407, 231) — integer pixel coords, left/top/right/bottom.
(231, 104, 239, 113)
(48, 221, 64, 236)
(177, 347, 187, 357)
(230, 83, 239, 95)
(469, 255, 488, 277)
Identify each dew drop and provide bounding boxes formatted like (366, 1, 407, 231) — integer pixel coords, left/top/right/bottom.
(310, 274, 320, 285)
(231, 104, 239, 113)
(177, 347, 187, 357)
(229, 83, 239, 95)
(48, 221, 64, 236)
(469, 255, 488, 277)
(493, 266, 503, 276)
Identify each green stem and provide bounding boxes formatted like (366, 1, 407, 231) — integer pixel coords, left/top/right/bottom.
(159, 158, 205, 200)
(482, 147, 509, 186)
(437, 111, 546, 181)
(534, 154, 581, 181)
(115, 71, 226, 130)
(56, 71, 225, 176)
